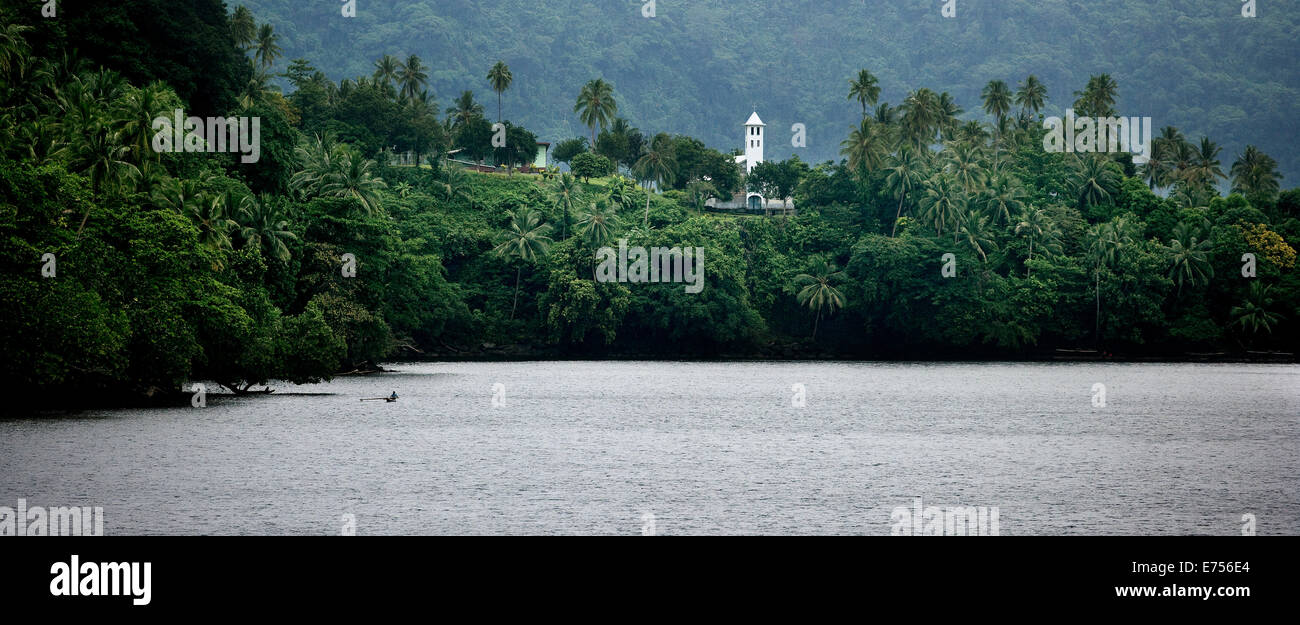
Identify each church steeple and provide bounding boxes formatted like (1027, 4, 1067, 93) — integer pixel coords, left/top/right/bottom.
(744, 112, 765, 173)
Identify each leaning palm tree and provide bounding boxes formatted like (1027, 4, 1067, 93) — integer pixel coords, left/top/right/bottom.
(1231, 283, 1284, 341)
(551, 172, 581, 240)
(373, 54, 401, 86)
(839, 118, 887, 177)
(574, 78, 618, 147)
(956, 212, 997, 264)
(486, 61, 513, 122)
(847, 69, 881, 120)
(634, 133, 676, 226)
(1166, 220, 1214, 295)
(397, 55, 429, 101)
(884, 146, 926, 236)
(1230, 145, 1282, 200)
(1014, 74, 1047, 117)
(492, 208, 553, 319)
(793, 259, 846, 341)
(253, 23, 283, 68)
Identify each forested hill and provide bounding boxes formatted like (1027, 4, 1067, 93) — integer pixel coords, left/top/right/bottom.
(237, 0, 1300, 181)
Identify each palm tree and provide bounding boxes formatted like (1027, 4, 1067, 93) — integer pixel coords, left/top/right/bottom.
(114, 81, 172, 170)
(486, 61, 513, 122)
(70, 124, 139, 232)
(899, 88, 941, 149)
(981, 80, 1013, 128)
(847, 69, 881, 120)
(0, 21, 33, 78)
(238, 61, 277, 109)
(236, 194, 297, 262)
(318, 151, 389, 215)
(1230, 145, 1281, 199)
(945, 142, 986, 194)
(574, 78, 618, 147)
(373, 54, 401, 86)
(551, 172, 581, 240)
(576, 196, 620, 249)
(634, 133, 676, 226)
(1086, 218, 1137, 344)
(230, 7, 256, 49)
(1073, 74, 1118, 117)
(397, 55, 428, 101)
(1187, 136, 1227, 189)
(253, 23, 282, 68)
(492, 208, 553, 319)
(1014, 207, 1062, 276)
(1166, 220, 1214, 295)
(956, 213, 997, 263)
(839, 118, 887, 177)
(937, 92, 964, 141)
(1231, 283, 1284, 340)
(1070, 155, 1121, 210)
(874, 102, 897, 126)
(436, 160, 474, 207)
(919, 174, 966, 239)
(793, 259, 846, 341)
(192, 193, 239, 253)
(446, 91, 485, 128)
(884, 146, 926, 236)
(606, 175, 636, 213)
(981, 174, 1026, 227)
(393, 182, 413, 198)
(1014, 75, 1047, 117)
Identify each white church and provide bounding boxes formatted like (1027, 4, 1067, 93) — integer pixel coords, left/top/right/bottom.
(706, 112, 794, 214)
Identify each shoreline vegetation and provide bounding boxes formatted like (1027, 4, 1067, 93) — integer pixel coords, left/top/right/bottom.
(1, 4, 1297, 411)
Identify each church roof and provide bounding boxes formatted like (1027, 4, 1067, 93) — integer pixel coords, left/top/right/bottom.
(745, 112, 765, 127)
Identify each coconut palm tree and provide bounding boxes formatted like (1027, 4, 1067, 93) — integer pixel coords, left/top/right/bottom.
(839, 118, 887, 177)
(373, 54, 401, 86)
(1230, 145, 1282, 200)
(398, 55, 428, 101)
(1166, 220, 1214, 295)
(192, 192, 239, 253)
(318, 150, 389, 215)
(884, 146, 926, 236)
(435, 160, 474, 207)
(793, 258, 846, 341)
(1231, 283, 1284, 340)
(847, 69, 881, 120)
(1073, 74, 1118, 117)
(114, 81, 172, 170)
(445, 91, 484, 129)
(236, 194, 297, 262)
(1014, 75, 1047, 117)
(253, 23, 282, 68)
(487, 61, 512, 122)
(574, 78, 618, 147)
(1014, 207, 1062, 276)
(919, 173, 966, 239)
(1070, 155, 1121, 210)
(551, 172, 581, 240)
(492, 208, 553, 319)
(576, 196, 620, 250)
(945, 142, 986, 194)
(956, 212, 997, 263)
(981, 80, 1012, 128)
(1086, 218, 1137, 344)
(899, 88, 941, 149)
(634, 133, 676, 226)
(230, 7, 256, 49)
(69, 124, 139, 232)
(981, 174, 1026, 228)
(1186, 136, 1227, 189)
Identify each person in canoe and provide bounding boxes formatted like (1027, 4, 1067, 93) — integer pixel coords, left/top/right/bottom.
(388, 391, 398, 402)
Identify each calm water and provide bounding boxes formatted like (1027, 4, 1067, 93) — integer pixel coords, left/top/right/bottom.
(2, 362, 1297, 535)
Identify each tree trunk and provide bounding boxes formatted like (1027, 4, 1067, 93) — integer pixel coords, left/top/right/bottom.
(891, 190, 906, 237)
(1094, 271, 1101, 346)
(511, 267, 521, 320)
(644, 186, 651, 226)
(1026, 240, 1033, 277)
(812, 310, 821, 341)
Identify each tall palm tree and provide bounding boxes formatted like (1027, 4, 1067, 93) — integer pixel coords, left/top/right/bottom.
(1073, 74, 1118, 117)
(945, 142, 986, 194)
(492, 208, 553, 319)
(847, 69, 881, 120)
(1230, 145, 1282, 199)
(373, 54, 401, 86)
(634, 133, 676, 226)
(1014, 75, 1047, 117)
(397, 55, 428, 101)
(981, 174, 1026, 227)
(956, 213, 997, 264)
(574, 78, 618, 147)
(1014, 207, 1062, 276)
(793, 259, 846, 341)
(1166, 220, 1214, 295)
(230, 7, 257, 49)
(981, 80, 1013, 128)
(1187, 136, 1227, 189)
(899, 88, 941, 149)
(114, 81, 172, 170)
(70, 125, 139, 232)
(839, 118, 887, 177)
(487, 61, 513, 122)
(253, 23, 283, 68)
(1086, 218, 1137, 345)
(551, 172, 580, 240)
(884, 146, 926, 236)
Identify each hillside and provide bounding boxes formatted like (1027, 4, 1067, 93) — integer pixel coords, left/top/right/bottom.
(238, 0, 1300, 181)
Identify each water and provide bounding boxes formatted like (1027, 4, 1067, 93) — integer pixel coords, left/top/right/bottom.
(2, 362, 1297, 535)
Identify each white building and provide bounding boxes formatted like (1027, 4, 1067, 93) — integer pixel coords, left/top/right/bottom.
(707, 112, 793, 214)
